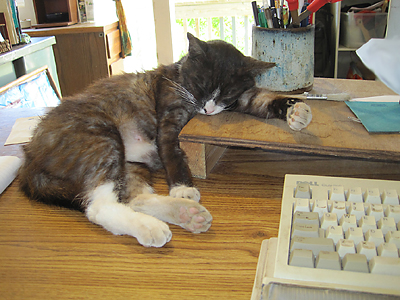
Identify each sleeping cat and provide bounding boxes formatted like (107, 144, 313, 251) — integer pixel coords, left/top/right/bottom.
(19, 33, 312, 247)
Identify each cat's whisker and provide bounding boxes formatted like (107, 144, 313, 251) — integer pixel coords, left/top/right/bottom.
(163, 77, 198, 107)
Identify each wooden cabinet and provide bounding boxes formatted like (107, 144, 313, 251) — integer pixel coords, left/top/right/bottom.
(24, 21, 124, 97)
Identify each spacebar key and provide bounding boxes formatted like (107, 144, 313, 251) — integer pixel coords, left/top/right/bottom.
(290, 236, 335, 257)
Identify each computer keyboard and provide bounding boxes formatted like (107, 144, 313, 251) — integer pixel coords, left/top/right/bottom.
(251, 174, 400, 300)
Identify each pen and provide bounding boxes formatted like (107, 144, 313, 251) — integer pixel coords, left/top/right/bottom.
(252, 1, 260, 26)
(270, 0, 279, 28)
(300, 3, 309, 27)
(265, 8, 274, 28)
(259, 7, 268, 27)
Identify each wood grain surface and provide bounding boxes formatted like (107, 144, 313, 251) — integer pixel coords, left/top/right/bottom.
(1, 146, 400, 299)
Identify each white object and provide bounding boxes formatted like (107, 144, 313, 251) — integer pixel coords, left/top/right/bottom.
(356, 38, 400, 95)
(0, 156, 22, 194)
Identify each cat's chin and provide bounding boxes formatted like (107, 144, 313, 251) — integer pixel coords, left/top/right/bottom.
(198, 107, 224, 116)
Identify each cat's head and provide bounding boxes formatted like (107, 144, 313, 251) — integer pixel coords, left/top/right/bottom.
(178, 33, 275, 115)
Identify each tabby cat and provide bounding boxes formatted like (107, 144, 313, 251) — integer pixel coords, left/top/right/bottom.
(19, 33, 312, 247)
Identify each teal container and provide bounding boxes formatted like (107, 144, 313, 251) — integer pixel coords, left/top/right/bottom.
(252, 25, 315, 92)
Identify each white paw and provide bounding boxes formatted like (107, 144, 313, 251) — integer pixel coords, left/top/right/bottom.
(169, 185, 201, 202)
(287, 102, 312, 131)
(135, 213, 172, 247)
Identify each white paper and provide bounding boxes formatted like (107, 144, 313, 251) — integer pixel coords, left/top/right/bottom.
(349, 95, 400, 102)
(0, 156, 22, 195)
(4, 116, 41, 145)
(356, 38, 400, 95)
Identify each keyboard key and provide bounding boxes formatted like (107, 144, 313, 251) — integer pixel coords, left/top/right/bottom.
(348, 202, 365, 221)
(312, 200, 329, 218)
(377, 243, 399, 258)
(382, 189, 399, 205)
(325, 225, 343, 245)
(316, 251, 341, 270)
(294, 198, 310, 212)
(321, 213, 338, 230)
(336, 239, 355, 259)
(291, 223, 319, 238)
(365, 229, 385, 247)
(385, 231, 400, 248)
(356, 241, 377, 261)
(329, 185, 345, 201)
(345, 227, 364, 246)
(311, 186, 329, 200)
(289, 249, 314, 268)
(385, 205, 400, 223)
(358, 215, 377, 234)
(366, 204, 384, 221)
(295, 182, 311, 199)
(290, 236, 335, 257)
(347, 187, 363, 203)
(364, 188, 382, 204)
(377, 217, 397, 235)
(339, 214, 357, 232)
(293, 211, 319, 226)
(331, 201, 346, 220)
(342, 253, 369, 273)
(369, 256, 400, 276)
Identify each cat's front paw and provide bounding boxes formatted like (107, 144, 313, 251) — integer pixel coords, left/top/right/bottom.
(286, 102, 312, 131)
(135, 213, 172, 247)
(170, 185, 201, 202)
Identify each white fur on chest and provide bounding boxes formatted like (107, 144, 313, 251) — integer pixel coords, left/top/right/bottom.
(119, 122, 158, 164)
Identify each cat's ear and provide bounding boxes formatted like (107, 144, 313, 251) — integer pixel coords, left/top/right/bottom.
(187, 32, 208, 58)
(244, 57, 275, 77)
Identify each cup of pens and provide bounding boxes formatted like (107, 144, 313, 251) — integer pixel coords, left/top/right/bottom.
(252, 0, 316, 92)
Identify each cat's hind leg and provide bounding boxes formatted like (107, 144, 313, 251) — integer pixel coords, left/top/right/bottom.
(128, 194, 212, 233)
(85, 182, 172, 247)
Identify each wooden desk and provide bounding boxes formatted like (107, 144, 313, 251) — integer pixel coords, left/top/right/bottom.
(180, 78, 400, 178)
(1, 107, 400, 299)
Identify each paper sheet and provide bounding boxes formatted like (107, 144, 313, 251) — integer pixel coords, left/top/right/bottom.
(356, 38, 400, 95)
(350, 95, 400, 102)
(0, 156, 22, 195)
(4, 116, 41, 145)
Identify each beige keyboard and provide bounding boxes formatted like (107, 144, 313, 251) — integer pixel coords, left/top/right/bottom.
(252, 174, 400, 299)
